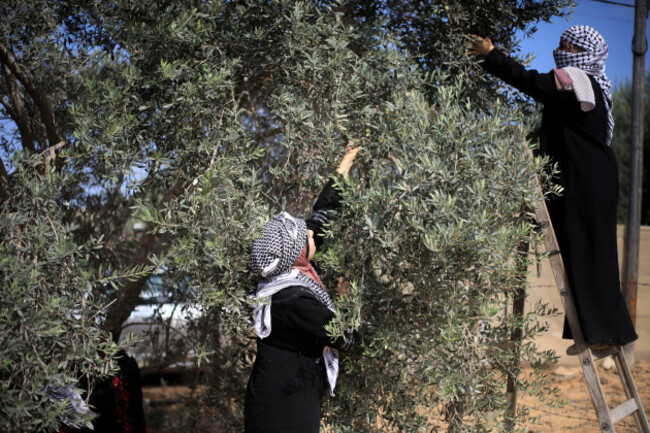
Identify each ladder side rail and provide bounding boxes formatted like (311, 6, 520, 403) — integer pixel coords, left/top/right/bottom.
(526, 151, 593, 361)
(533, 199, 616, 432)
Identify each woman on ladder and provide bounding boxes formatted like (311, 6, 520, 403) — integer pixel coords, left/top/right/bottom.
(468, 26, 637, 354)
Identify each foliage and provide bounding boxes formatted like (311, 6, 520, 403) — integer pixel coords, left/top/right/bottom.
(319, 88, 561, 432)
(610, 72, 650, 225)
(132, 2, 559, 431)
(340, 0, 575, 106)
(0, 0, 571, 431)
(0, 159, 121, 431)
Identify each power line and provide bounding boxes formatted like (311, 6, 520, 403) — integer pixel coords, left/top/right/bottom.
(584, 0, 635, 7)
(581, 12, 634, 22)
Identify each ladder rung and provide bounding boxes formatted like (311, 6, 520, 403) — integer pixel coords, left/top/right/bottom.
(610, 398, 639, 424)
(591, 346, 620, 360)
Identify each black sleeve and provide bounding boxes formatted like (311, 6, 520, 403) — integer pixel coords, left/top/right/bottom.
(305, 178, 342, 250)
(481, 49, 559, 103)
(289, 291, 354, 350)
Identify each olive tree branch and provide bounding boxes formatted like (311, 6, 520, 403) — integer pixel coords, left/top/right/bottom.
(0, 42, 60, 148)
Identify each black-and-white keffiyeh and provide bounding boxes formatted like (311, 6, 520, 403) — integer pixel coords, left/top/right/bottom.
(251, 212, 307, 278)
(553, 25, 614, 146)
(250, 212, 340, 395)
(252, 269, 335, 337)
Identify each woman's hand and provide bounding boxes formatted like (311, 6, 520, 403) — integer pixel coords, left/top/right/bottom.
(467, 35, 495, 57)
(336, 140, 361, 175)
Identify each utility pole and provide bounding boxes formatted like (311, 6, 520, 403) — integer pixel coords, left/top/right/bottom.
(621, 0, 648, 366)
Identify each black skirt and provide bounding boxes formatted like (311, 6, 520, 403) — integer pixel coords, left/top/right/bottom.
(244, 341, 325, 433)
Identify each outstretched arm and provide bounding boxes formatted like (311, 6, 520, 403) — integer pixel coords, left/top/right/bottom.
(336, 140, 361, 175)
(306, 141, 361, 254)
(468, 35, 559, 103)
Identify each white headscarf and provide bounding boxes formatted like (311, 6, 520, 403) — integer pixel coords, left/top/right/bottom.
(553, 25, 614, 146)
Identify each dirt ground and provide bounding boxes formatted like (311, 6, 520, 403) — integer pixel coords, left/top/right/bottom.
(519, 360, 650, 432)
(142, 362, 650, 432)
(142, 226, 650, 432)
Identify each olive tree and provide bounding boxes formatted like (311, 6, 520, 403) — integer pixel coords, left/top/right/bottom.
(1, 0, 568, 431)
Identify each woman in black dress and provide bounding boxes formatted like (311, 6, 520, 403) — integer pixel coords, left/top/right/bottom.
(245, 143, 359, 433)
(468, 26, 637, 354)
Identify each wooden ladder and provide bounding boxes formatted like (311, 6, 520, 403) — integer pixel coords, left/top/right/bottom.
(533, 196, 650, 432)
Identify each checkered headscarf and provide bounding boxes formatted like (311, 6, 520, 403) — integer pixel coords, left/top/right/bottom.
(251, 212, 307, 278)
(553, 25, 614, 145)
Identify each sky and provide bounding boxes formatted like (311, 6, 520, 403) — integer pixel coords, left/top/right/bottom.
(516, 0, 649, 88)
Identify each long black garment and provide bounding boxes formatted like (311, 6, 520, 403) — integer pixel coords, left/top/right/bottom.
(63, 351, 146, 433)
(245, 179, 346, 433)
(482, 49, 637, 345)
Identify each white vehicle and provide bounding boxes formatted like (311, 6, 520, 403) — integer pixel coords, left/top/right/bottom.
(121, 276, 202, 376)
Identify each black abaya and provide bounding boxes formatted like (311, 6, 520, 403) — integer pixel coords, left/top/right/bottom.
(244, 287, 336, 433)
(482, 49, 637, 345)
(244, 180, 349, 433)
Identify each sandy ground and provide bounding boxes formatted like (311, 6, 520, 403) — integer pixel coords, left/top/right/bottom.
(520, 360, 650, 432)
(143, 226, 650, 432)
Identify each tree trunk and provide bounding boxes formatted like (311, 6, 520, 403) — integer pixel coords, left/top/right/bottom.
(102, 179, 187, 341)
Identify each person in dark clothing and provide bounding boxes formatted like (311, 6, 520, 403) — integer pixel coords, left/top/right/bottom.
(57, 350, 146, 433)
(84, 351, 146, 433)
(245, 143, 360, 433)
(468, 25, 638, 354)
